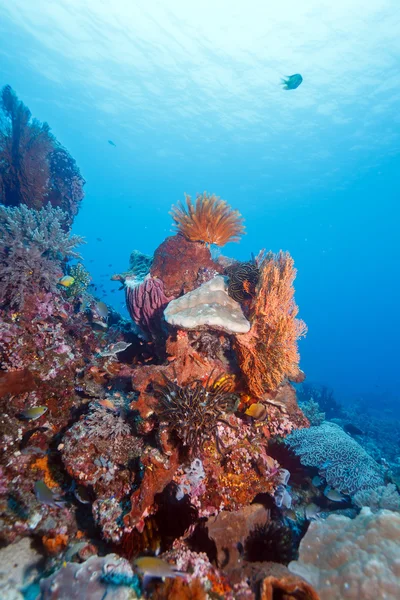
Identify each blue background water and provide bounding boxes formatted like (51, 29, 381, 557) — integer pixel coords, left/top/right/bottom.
(0, 0, 398, 407)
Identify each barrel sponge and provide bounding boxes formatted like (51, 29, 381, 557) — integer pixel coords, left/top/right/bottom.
(164, 275, 250, 334)
(285, 422, 384, 495)
(289, 508, 400, 599)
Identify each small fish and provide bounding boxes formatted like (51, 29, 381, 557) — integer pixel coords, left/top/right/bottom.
(312, 475, 323, 487)
(100, 341, 132, 357)
(344, 423, 364, 436)
(96, 238, 103, 242)
(19, 406, 48, 421)
(98, 399, 117, 411)
(108, 140, 116, 147)
(64, 541, 88, 561)
(305, 503, 321, 520)
(34, 481, 65, 508)
(91, 320, 108, 329)
(94, 301, 108, 320)
(59, 276, 75, 288)
(245, 402, 268, 420)
(134, 556, 185, 582)
(281, 73, 303, 90)
(284, 508, 298, 522)
(74, 484, 91, 504)
(324, 486, 345, 502)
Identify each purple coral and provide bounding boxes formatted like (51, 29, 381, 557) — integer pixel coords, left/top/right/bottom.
(0, 203, 84, 308)
(125, 275, 172, 337)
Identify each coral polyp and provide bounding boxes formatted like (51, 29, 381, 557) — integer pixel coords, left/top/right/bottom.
(170, 192, 245, 246)
(153, 373, 239, 457)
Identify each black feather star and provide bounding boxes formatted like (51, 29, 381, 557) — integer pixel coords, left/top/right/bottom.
(153, 373, 239, 458)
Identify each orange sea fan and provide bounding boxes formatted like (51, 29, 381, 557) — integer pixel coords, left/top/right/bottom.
(170, 192, 245, 246)
(234, 251, 307, 396)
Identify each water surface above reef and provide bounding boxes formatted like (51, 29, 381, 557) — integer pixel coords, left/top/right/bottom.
(0, 0, 399, 401)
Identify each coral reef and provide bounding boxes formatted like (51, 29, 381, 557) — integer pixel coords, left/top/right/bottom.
(299, 398, 325, 426)
(353, 483, 400, 512)
(170, 192, 245, 246)
(234, 251, 307, 396)
(40, 553, 140, 599)
(225, 261, 260, 303)
(286, 422, 384, 495)
(150, 233, 221, 297)
(0, 203, 83, 308)
(125, 275, 172, 339)
(0, 85, 84, 223)
(154, 373, 239, 458)
(164, 275, 250, 334)
(289, 508, 400, 599)
(0, 180, 321, 599)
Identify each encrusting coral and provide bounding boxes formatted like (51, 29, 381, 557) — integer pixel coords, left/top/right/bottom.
(170, 192, 245, 246)
(289, 508, 400, 600)
(234, 250, 307, 396)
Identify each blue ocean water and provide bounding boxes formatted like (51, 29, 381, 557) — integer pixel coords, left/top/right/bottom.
(0, 0, 398, 409)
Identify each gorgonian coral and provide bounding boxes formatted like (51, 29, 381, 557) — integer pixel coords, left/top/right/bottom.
(0, 203, 84, 308)
(153, 373, 239, 457)
(170, 192, 245, 246)
(234, 251, 307, 395)
(0, 85, 84, 223)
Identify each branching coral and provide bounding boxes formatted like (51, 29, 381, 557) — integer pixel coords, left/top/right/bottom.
(153, 373, 239, 457)
(234, 251, 307, 395)
(0, 85, 84, 222)
(0, 203, 84, 308)
(170, 192, 245, 246)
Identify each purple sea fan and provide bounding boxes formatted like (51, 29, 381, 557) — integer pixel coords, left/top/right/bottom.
(125, 275, 173, 337)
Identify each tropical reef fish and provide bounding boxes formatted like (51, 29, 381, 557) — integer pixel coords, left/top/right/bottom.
(19, 406, 48, 420)
(58, 275, 75, 288)
(324, 486, 345, 502)
(100, 341, 132, 357)
(134, 556, 185, 582)
(94, 301, 109, 320)
(34, 481, 66, 508)
(344, 423, 364, 436)
(305, 503, 321, 520)
(73, 484, 91, 504)
(312, 475, 323, 487)
(108, 140, 116, 147)
(281, 74, 303, 90)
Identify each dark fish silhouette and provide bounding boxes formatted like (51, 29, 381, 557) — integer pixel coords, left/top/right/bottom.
(281, 74, 303, 90)
(344, 423, 364, 436)
(108, 140, 116, 147)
